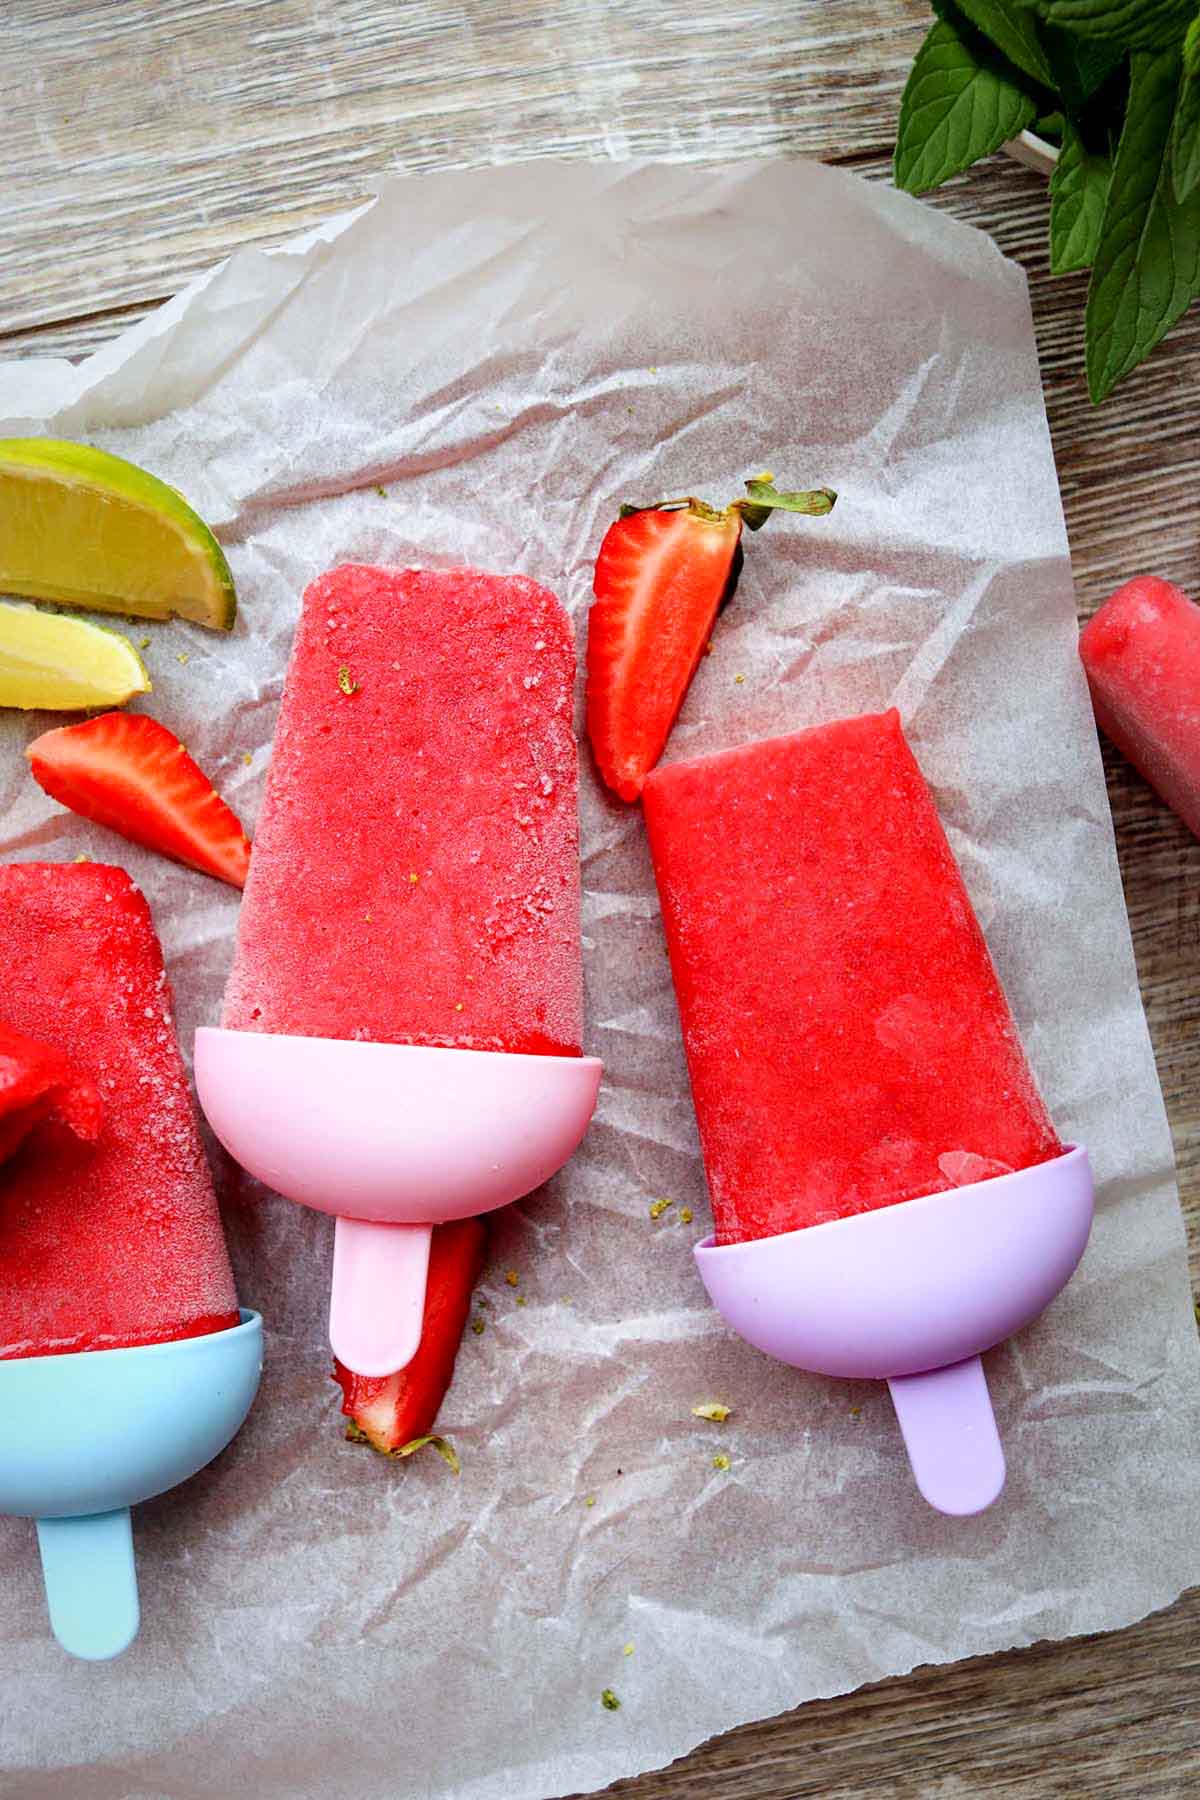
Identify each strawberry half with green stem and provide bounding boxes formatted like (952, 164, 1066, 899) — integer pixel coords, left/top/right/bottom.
(334, 1215, 488, 1456)
(0, 1019, 103, 1166)
(27, 711, 251, 887)
(587, 476, 837, 802)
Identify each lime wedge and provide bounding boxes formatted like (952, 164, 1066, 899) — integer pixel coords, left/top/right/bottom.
(0, 439, 236, 630)
(0, 600, 151, 710)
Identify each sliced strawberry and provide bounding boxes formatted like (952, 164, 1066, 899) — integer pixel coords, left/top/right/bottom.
(0, 1019, 103, 1165)
(589, 504, 740, 803)
(334, 1216, 488, 1455)
(586, 477, 837, 802)
(27, 711, 251, 888)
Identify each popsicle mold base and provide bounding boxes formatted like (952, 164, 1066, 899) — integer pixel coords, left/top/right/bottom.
(0, 1309, 263, 1660)
(694, 1147, 1094, 1516)
(195, 1029, 602, 1375)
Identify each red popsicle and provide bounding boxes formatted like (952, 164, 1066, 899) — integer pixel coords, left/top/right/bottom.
(223, 564, 582, 1056)
(643, 710, 1061, 1245)
(0, 862, 239, 1359)
(1078, 574, 1200, 839)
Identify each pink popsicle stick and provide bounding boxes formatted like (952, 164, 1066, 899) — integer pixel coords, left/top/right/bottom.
(330, 1217, 432, 1378)
(888, 1357, 1006, 1516)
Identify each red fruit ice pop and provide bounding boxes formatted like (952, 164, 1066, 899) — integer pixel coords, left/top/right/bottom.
(223, 564, 581, 1055)
(203, 564, 596, 1389)
(1078, 574, 1200, 839)
(643, 710, 1061, 1245)
(0, 862, 239, 1359)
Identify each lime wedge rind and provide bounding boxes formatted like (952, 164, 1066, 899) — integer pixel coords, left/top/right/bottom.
(0, 438, 236, 631)
(0, 599, 151, 711)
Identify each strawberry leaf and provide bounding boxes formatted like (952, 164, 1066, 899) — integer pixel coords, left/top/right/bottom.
(894, 16, 1038, 196)
(738, 480, 837, 532)
(395, 1434, 461, 1474)
(1033, 0, 1196, 49)
(1085, 49, 1200, 402)
(1050, 119, 1112, 271)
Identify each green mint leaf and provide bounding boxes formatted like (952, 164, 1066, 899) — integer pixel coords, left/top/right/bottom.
(1040, 23, 1125, 106)
(1186, 16, 1200, 77)
(1050, 120, 1112, 271)
(1170, 58, 1200, 200)
(953, 0, 1056, 88)
(894, 17, 1038, 195)
(1086, 50, 1200, 401)
(1034, 1, 1195, 50)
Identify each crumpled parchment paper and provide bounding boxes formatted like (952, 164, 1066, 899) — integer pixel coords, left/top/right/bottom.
(1, 159, 1198, 1800)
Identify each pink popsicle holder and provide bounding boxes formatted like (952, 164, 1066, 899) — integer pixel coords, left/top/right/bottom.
(695, 1145, 1094, 1515)
(195, 1030, 602, 1375)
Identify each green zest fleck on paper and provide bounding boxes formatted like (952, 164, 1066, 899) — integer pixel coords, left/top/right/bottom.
(601, 1689, 621, 1712)
(649, 1197, 673, 1220)
(395, 1434, 461, 1475)
(691, 1402, 731, 1423)
(338, 664, 359, 695)
(712, 1453, 731, 1472)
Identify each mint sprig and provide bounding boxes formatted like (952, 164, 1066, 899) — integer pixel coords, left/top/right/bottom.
(895, 15, 1037, 194)
(954, 0, 1056, 89)
(1040, 23, 1124, 106)
(1169, 47, 1200, 201)
(1050, 120, 1112, 272)
(1035, 1, 1195, 50)
(895, 0, 1200, 399)
(1085, 49, 1200, 401)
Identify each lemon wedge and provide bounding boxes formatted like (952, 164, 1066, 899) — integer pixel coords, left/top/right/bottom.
(0, 438, 236, 629)
(0, 601, 151, 710)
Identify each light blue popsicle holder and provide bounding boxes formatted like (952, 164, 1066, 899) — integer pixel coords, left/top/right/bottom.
(0, 1309, 262, 1661)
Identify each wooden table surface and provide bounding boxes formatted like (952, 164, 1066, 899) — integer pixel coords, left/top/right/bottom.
(4, 3, 1198, 1795)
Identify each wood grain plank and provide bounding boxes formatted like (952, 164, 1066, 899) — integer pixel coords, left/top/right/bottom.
(0, 301, 161, 360)
(0, 0, 929, 332)
(591, 1590, 1200, 1798)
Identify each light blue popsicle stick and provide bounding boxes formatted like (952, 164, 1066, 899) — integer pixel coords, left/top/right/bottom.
(36, 1509, 140, 1661)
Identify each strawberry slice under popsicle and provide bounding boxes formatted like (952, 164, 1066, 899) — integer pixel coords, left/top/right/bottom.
(0, 1018, 102, 1166)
